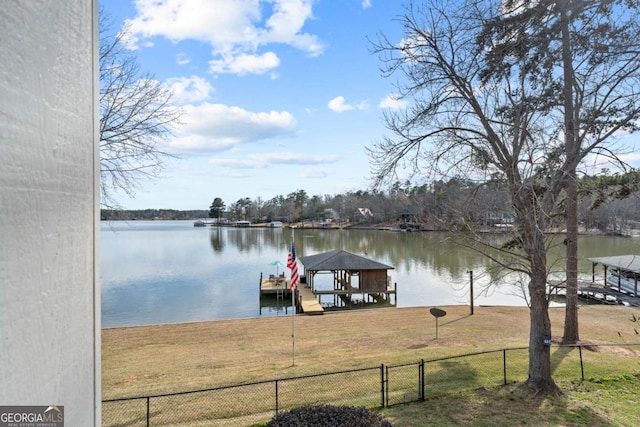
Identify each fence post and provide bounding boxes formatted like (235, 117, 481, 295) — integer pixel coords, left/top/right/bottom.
(146, 397, 150, 427)
(380, 364, 385, 408)
(420, 359, 425, 401)
(503, 349, 507, 385)
(275, 379, 279, 414)
(579, 346, 584, 381)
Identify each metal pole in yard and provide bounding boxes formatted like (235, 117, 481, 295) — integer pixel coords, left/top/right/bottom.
(468, 270, 474, 315)
(288, 236, 298, 367)
(292, 286, 295, 366)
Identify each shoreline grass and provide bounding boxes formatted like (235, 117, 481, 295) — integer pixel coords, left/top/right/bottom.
(102, 305, 640, 400)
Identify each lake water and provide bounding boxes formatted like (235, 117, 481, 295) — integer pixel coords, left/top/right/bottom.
(100, 221, 640, 328)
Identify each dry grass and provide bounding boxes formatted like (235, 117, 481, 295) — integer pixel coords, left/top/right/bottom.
(102, 304, 640, 400)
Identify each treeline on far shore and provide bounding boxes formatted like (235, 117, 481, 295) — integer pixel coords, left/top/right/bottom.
(101, 209, 208, 221)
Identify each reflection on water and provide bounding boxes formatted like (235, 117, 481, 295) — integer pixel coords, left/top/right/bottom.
(100, 221, 640, 328)
(259, 294, 295, 316)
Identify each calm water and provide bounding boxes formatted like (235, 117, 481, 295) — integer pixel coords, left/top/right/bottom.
(100, 221, 640, 328)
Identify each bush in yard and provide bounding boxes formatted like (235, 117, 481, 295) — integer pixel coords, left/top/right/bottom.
(266, 404, 394, 427)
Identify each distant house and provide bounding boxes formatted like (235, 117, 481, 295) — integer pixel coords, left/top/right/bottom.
(487, 212, 515, 227)
(322, 208, 339, 220)
(401, 205, 421, 222)
(354, 208, 374, 222)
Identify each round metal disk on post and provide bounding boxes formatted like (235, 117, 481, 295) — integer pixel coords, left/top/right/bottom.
(429, 307, 447, 339)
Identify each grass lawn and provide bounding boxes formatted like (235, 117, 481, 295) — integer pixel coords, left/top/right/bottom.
(102, 304, 640, 425)
(382, 375, 640, 426)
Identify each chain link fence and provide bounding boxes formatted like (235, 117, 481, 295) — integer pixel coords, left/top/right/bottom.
(103, 343, 640, 426)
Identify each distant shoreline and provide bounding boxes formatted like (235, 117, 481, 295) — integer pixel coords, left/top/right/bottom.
(102, 218, 615, 236)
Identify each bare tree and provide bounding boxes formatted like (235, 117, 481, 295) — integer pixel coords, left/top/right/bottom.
(484, 0, 640, 344)
(371, 0, 640, 392)
(370, 0, 560, 393)
(99, 11, 182, 207)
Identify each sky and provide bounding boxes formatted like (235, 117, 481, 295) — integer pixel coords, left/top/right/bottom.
(101, 0, 409, 210)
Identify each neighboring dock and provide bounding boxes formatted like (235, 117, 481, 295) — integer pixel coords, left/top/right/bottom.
(551, 280, 640, 308)
(577, 283, 640, 307)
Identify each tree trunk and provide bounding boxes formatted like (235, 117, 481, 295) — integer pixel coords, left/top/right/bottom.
(563, 175, 580, 343)
(560, 5, 579, 344)
(525, 230, 559, 393)
(512, 180, 559, 393)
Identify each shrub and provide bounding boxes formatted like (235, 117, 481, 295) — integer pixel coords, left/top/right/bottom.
(266, 404, 394, 427)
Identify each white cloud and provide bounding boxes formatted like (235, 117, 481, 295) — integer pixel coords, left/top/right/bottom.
(125, 0, 261, 47)
(165, 75, 213, 104)
(356, 100, 370, 110)
(168, 135, 238, 152)
(125, 0, 325, 75)
(582, 151, 640, 174)
(208, 158, 267, 169)
(301, 167, 331, 178)
(176, 52, 191, 65)
(618, 153, 640, 164)
(262, 0, 324, 55)
(258, 152, 340, 165)
(328, 96, 353, 112)
(169, 103, 297, 152)
(209, 51, 280, 75)
(379, 94, 408, 110)
(209, 152, 341, 169)
(328, 96, 368, 113)
(362, 0, 372, 10)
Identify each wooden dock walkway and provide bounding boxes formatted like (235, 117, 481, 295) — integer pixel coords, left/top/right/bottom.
(297, 285, 324, 315)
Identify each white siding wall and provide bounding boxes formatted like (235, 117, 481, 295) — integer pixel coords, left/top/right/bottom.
(0, 1, 100, 425)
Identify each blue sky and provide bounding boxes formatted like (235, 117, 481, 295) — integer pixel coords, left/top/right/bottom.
(102, 0, 409, 210)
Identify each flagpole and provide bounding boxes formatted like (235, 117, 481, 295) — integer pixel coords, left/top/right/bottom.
(287, 236, 297, 367)
(291, 281, 295, 366)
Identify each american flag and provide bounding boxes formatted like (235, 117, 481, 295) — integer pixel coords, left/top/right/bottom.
(287, 240, 299, 289)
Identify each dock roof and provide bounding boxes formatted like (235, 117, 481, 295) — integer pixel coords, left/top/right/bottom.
(587, 255, 640, 274)
(299, 249, 394, 272)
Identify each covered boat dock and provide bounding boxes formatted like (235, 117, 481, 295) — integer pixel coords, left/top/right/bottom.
(588, 255, 640, 297)
(298, 249, 396, 310)
(557, 255, 640, 307)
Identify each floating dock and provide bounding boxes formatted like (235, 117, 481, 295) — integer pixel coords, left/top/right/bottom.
(260, 276, 291, 295)
(259, 276, 324, 315)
